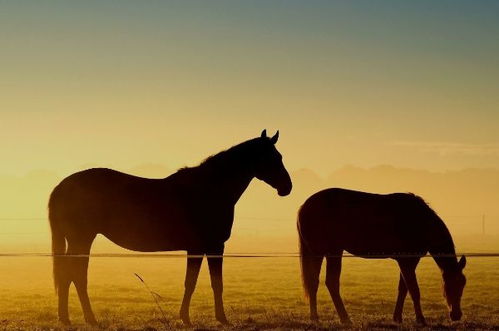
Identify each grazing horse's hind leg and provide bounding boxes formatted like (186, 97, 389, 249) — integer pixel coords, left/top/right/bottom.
(397, 258, 425, 325)
(303, 255, 323, 321)
(57, 266, 72, 325)
(66, 236, 97, 325)
(179, 251, 203, 325)
(393, 272, 408, 323)
(325, 253, 351, 324)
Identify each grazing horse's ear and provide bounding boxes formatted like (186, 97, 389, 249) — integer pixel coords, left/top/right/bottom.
(270, 130, 279, 144)
(458, 255, 466, 270)
(261, 129, 267, 138)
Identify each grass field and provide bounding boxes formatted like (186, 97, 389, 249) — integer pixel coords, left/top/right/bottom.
(1, 254, 498, 330)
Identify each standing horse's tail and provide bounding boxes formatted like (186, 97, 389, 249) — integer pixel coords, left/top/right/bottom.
(48, 191, 66, 294)
(298, 206, 323, 301)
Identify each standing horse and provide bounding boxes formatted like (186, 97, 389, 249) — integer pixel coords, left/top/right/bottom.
(48, 130, 292, 325)
(298, 188, 466, 325)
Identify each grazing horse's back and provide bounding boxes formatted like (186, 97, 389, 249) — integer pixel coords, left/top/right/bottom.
(298, 188, 439, 257)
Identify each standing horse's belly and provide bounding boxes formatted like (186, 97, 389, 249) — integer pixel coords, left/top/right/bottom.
(100, 216, 199, 252)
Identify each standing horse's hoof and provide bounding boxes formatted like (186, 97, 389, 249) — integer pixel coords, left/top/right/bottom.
(180, 308, 192, 326)
(216, 314, 231, 326)
(310, 315, 319, 322)
(180, 317, 192, 327)
(393, 314, 403, 323)
(86, 318, 98, 326)
(58, 318, 71, 326)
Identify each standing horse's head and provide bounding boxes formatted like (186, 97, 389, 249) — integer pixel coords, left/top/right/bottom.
(253, 130, 292, 196)
(443, 255, 467, 321)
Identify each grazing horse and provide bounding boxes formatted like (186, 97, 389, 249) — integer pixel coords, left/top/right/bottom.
(298, 188, 466, 325)
(48, 130, 292, 325)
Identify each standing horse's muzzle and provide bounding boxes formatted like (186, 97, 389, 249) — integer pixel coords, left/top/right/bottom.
(278, 183, 292, 196)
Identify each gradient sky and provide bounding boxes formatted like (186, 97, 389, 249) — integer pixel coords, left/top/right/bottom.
(1, 0, 498, 176)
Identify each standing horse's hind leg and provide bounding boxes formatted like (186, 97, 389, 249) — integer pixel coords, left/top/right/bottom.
(325, 253, 351, 324)
(207, 245, 229, 325)
(397, 258, 425, 325)
(393, 272, 408, 323)
(67, 237, 97, 325)
(180, 251, 203, 326)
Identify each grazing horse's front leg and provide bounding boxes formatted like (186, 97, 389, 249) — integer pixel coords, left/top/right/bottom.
(393, 272, 408, 323)
(397, 258, 425, 325)
(180, 251, 203, 325)
(207, 244, 229, 325)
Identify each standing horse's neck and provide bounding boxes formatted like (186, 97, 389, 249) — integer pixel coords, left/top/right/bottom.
(429, 216, 459, 273)
(199, 147, 255, 205)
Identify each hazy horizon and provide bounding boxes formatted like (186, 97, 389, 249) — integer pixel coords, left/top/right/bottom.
(1, 162, 498, 254)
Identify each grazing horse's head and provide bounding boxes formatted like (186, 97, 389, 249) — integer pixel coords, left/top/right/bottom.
(443, 255, 467, 321)
(253, 130, 292, 196)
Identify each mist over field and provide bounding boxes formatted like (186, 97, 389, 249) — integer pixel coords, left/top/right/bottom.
(1, 165, 498, 254)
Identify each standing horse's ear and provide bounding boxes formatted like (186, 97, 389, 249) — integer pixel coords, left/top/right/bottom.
(270, 130, 279, 144)
(261, 129, 267, 138)
(458, 255, 466, 270)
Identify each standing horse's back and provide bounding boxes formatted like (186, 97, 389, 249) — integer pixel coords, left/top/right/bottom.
(49, 168, 146, 231)
(49, 168, 184, 250)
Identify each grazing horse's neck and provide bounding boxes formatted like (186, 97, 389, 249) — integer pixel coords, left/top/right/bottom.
(429, 216, 459, 273)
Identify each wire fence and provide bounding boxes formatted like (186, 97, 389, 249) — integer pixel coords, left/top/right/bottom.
(0, 252, 499, 258)
(0, 215, 498, 258)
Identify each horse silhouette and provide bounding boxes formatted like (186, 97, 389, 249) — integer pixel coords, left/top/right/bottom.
(298, 188, 466, 325)
(48, 130, 292, 325)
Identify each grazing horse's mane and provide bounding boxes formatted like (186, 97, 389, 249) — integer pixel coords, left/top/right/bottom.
(408, 192, 443, 221)
(409, 193, 457, 256)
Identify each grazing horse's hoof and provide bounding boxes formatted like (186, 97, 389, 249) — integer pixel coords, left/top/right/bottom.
(340, 317, 353, 325)
(416, 316, 427, 326)
(310, 315, 319, 322)
(86, 318, 98, 326)
(58, 318, 71, 326)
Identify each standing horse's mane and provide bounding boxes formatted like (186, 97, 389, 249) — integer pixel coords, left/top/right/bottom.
(175, 137, 264, 175)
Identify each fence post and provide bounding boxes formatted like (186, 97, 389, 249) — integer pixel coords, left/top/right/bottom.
(482, 214, 485, 235)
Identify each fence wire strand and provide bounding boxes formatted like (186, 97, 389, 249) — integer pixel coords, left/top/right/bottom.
(0, 252, 498, 258)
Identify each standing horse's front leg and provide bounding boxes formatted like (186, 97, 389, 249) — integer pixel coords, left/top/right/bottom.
(207, 244, 230, 325)
(180, 251, 203, 326)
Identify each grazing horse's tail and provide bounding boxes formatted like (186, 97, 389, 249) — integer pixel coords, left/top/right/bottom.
(48, 191, 66, 294)
(298, 206, 323, 301)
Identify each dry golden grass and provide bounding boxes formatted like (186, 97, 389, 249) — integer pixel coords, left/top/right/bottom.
(0, 256, 498, 330)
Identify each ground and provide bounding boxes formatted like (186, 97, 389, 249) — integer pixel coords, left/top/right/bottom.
(0, 256, 498, 330)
